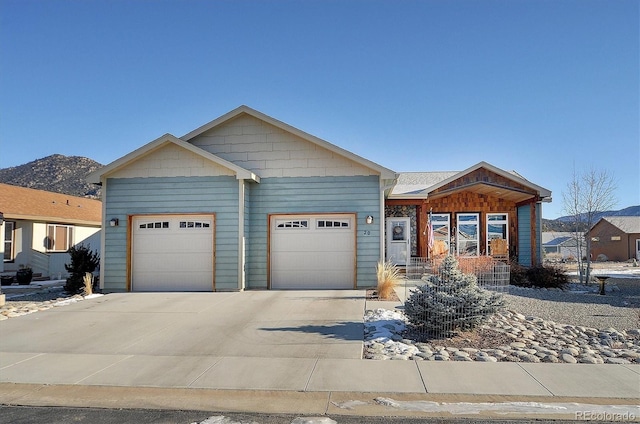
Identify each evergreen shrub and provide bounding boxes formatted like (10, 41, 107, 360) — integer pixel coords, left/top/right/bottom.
(64, 244, 100, 295)
(404, 255, 505, 339)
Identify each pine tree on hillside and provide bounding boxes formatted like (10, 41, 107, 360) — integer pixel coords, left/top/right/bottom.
(405, 255, 505, 338)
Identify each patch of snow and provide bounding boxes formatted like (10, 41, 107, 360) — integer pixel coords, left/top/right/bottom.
(331, 400, 369, 410)
(291, 418, 337, 424)
(373, 397, 639, 417)
(191, 416, 259, 424)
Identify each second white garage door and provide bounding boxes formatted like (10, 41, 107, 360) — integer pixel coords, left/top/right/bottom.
(270, 214, 356, 289)
(132, 215, 214, 291)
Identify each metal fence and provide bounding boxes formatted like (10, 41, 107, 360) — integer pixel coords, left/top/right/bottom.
(402, 256, 510, 340)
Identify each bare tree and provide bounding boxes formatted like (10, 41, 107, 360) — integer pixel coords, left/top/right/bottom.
(562, 166, 617, 283)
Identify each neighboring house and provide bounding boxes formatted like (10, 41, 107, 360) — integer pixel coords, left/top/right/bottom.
(88, 106, 551, 293)
(542, 232, 582, 261)
(588, 216, 640, 261)
(0, 183, 102, 278)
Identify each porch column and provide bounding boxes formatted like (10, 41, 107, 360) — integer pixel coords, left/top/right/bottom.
(530, 200, 537, 265)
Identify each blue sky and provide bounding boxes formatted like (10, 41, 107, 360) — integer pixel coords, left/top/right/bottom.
(1, 0, 638, 219)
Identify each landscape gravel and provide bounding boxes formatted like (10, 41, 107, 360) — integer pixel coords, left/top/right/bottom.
(364, 279, 640, 364)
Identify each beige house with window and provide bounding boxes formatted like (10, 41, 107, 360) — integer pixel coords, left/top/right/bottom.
(0, 183, 102, 279)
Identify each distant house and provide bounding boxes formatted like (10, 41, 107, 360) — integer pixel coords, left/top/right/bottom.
(542, 232, 582, 261)
(88, 106, 553, 293)
(588, 216, 640, 261)
(0, 183, 102, 279)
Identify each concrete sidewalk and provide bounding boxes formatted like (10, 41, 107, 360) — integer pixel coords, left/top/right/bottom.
(1, 290, 639, 420)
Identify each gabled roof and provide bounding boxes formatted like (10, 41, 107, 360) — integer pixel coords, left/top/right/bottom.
(593, 216, 640, 234)
(391, 171, 459, 196)
(544, 236, 574, 247)
(87, 133, 260, 184)
(0, 183, 101, 226)
(181, 105, 397, 180)
(389, 161, 552, 203)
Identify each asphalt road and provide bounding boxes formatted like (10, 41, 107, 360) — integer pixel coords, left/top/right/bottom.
(0, 405, 585, 424)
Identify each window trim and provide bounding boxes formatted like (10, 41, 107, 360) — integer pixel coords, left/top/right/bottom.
(4, 221, 15, 263)
(430, 213, 451, 255)
(46, 224, 75, 252)
(486, 213, 509, 255)
(456, 213, 480, 256)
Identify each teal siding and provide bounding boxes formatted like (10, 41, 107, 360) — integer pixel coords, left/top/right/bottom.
(245, 175, 381, 289)
(103, 176, 239, 292)
(518, 205, 531, 266)
(535, 202, 543, 265)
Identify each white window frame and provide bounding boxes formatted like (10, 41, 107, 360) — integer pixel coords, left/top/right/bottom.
(430, 213, 451, 254)
(4, 221, 15, 262)
(46, 224, 74, 252)
(456, 213, 480, 256)
(486, 213, 509, 255)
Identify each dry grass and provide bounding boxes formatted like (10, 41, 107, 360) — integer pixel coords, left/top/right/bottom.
(82, 272, 93, 296)
(376, 261, 404, 300)
(429, 255, 496, 275)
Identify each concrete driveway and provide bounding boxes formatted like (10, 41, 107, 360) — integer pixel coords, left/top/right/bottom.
(0, 290, 367, 389)
(0, 290, 365, 358)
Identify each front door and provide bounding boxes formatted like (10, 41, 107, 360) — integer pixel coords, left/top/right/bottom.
(386, 217, 410, 266)
(636, 239, 640, 261)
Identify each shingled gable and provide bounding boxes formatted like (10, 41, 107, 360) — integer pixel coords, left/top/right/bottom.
(390, 161, 551, 203)
(180, 105, 397, 180)
(87, 133, 259, 184)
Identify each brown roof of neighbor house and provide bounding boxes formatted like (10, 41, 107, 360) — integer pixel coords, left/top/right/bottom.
(0, 183, 102, 226)
(597, 216, 640, 234)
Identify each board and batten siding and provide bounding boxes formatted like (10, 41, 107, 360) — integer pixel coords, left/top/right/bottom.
(517, 205, 531, 266)
(244, 175, 381, 289)
(517, 203, 542, 266)
(103, 176, 240, 292)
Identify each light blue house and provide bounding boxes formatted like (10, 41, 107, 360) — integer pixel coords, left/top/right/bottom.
(88, 106, 397, 292)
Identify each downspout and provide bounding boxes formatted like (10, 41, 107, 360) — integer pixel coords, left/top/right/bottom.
(238, 179, 245, 291)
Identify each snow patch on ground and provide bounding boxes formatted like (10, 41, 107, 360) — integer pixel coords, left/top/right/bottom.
(371, 398, 639, 417)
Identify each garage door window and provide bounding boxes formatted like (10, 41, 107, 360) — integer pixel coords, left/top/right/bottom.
(179, 220, 211, 229)
(276, 219, 309, 229)
(139, 221, 170, 229)
(317, 219, 350, 229)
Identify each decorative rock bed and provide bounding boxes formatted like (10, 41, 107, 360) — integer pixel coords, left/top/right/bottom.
(364, 308, 640, 364)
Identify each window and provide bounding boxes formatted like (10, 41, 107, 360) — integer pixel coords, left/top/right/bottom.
(140, 221, 170, 229)
(486, 213, 508, 255)
(456, 213, 479, 256)
(46, 224, 74, 252)
(430, 213, 451, 254)
(179, 221, 210, 229)
(317, 219, 350, 229)
(276, 220, 308, 229)
(4, 221, 15, 262)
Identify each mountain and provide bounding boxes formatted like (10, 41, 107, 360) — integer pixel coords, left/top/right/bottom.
(543, 205, 640, 232)
(0, 154, 103, 198)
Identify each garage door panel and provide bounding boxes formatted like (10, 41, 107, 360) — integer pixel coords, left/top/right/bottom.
(132, 215, 214, 292)
(271, 214, 355, 289)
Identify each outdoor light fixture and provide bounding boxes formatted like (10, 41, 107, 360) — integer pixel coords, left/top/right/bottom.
(366, 215, 374, 224)
(109, 218, 119, 227)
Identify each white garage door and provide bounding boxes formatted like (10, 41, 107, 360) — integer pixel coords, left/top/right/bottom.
(270, 214, 355, 289)
(132, 215, 214, 291)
